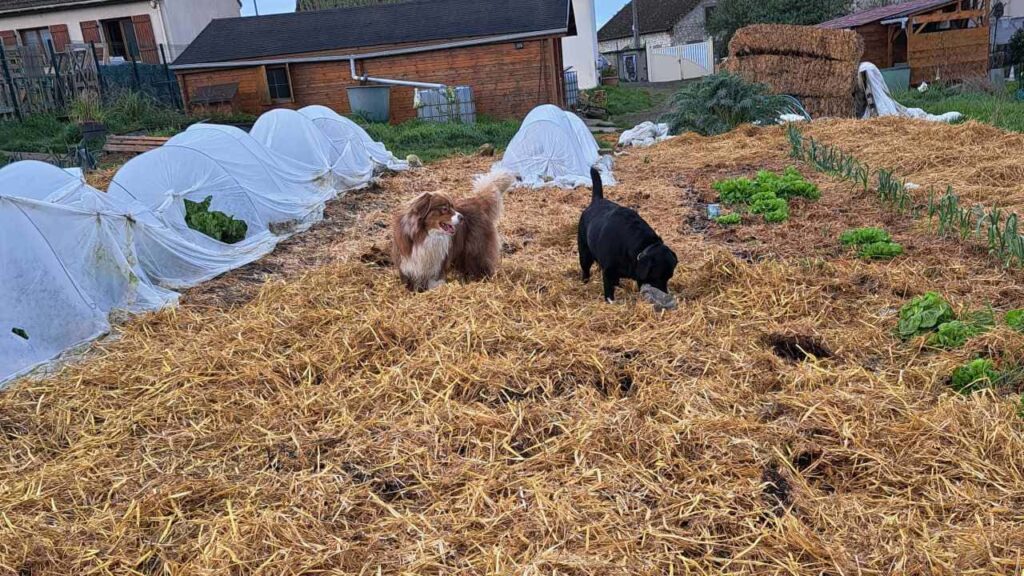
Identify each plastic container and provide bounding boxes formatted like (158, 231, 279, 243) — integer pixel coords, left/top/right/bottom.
(347, 85, 391, 123)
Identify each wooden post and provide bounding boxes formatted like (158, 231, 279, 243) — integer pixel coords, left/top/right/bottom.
(46, 39, 65, 109)
(90, 42, 106, 102)
(0, 42, 22, 120)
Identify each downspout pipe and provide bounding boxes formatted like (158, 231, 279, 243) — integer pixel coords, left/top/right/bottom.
(349, 57, 446, 89)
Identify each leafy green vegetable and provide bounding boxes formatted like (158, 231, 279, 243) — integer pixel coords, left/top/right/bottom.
(711, 167, 816, 224)
(950, 358, 1000, 394)
(898, 292, 955, 340)
(840, 227, 892, 247)
(184, 196, 248, 244)
(715, 213, 741, 225)
(1006, 309, 1024, 332)
(858, 241, 903, 260)
(926, 321, 975, 349)
(713, 177, 757, 205)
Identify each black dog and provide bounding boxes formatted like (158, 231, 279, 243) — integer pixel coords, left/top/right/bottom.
(578, 167, 678, 302)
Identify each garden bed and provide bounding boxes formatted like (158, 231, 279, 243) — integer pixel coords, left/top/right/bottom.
(1, 118, 1022, 574)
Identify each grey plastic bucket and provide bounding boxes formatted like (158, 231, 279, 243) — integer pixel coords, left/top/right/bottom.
(347, 85, 391, 123)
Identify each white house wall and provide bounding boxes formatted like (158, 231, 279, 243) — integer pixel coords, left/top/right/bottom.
(0, 1, 165, 45)
(671, 0, 715, 45)
(599, 31, 672, 54)
(562, 0, 599, 89)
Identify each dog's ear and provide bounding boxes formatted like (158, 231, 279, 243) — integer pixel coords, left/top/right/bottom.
(400, 193, 433, 238)
(636, 249, 653, 280)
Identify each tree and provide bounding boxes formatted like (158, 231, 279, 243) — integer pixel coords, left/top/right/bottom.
(707, 0, 851, 56)
(1010, 28, 1024, 71)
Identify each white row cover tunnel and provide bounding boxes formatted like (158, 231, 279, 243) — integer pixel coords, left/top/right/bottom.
(1, 106, 408, 385)
(1, 104, 610, 385)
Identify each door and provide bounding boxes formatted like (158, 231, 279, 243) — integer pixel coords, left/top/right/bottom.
(623, 53, 638, 82)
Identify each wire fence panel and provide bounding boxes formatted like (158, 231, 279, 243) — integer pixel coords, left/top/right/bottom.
(564, 69, 579, 109)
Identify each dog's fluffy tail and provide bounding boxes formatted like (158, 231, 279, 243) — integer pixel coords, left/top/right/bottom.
(473, 170, 517, 196)
(590, 167, 603, 201)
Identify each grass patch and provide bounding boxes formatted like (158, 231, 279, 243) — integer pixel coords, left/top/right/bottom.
(358, 117, 520, 164)
(894, 82, 1024, 132)
(0, 92, 257, 154)
(584, 85, 661, 117)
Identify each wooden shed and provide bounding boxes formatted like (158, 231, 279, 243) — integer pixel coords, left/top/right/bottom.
(820, 0, 990, 85)
(171, 0, 576, 123)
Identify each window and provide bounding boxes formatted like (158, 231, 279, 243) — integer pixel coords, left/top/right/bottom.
(101, 18, 139, 60)
(19, 27, 52, 51)
(266, 65, 292, 101)
(704, 5, 716, 24)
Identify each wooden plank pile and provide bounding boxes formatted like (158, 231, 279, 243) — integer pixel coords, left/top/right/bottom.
(102, 135, 170, 155)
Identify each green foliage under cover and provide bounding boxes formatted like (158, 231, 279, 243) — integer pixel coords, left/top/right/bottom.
(184, 196, 248, 245)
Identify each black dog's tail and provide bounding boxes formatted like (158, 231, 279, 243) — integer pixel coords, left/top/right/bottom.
(590, 167, 603, 201)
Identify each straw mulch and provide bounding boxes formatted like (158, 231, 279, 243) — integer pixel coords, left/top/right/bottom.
(2, 119, 1024, 574)
(730, 24, 865, 62)
(727, 24, 863, 119)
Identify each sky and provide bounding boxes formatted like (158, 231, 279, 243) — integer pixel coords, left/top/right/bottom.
(241, 0, 631, 26)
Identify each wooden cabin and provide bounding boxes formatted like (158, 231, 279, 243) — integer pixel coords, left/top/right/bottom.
(820, 0, 990, 85)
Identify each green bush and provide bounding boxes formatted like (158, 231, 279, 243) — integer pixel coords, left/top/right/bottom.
(184, 196, 248, 244)
(715, 213, 742, 225)
(898, 292, 955, 340)
(950, 358, 1000, 394)
(661, 73, 788, 136)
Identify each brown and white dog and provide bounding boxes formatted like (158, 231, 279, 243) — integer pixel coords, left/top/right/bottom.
(392, 171, 516, 292)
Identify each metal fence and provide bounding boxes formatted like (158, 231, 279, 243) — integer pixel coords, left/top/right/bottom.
(564, 69, 579, 109)
(415, 86, 476, 123)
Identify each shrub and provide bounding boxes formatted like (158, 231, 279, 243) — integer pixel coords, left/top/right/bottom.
(661, 73, 788, 136)
(950, 358, 1000, 394)
(898, 292, 955, 340)
(715, 213, 742, 225)
(184, 196, 248, 244)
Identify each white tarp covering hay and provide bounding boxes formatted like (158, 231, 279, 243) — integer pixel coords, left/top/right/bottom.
(498, 105, 615, 188)
(859, 63, 963, 123)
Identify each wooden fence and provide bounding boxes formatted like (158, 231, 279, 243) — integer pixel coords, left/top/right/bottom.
(0, 42, 100, 121)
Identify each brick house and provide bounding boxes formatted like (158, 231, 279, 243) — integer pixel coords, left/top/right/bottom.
(0, 0, 239, 63)
(597, 0, 716, 81)
(171, 0, 576, 123)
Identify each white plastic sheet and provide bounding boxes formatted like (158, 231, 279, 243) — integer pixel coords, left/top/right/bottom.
(618, 121, 671, 148)
(860, 62, 963, 123)
(1, 162, 177, 384)
(251, 108, 377, 189)
(298, 105, 409, 172)
(498, 105, 614, 188)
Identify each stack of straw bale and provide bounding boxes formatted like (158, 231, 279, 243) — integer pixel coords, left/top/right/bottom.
(725, 24, 864, 118)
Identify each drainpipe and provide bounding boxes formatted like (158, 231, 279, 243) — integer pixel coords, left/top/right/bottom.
(349, 57, 446, 89)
